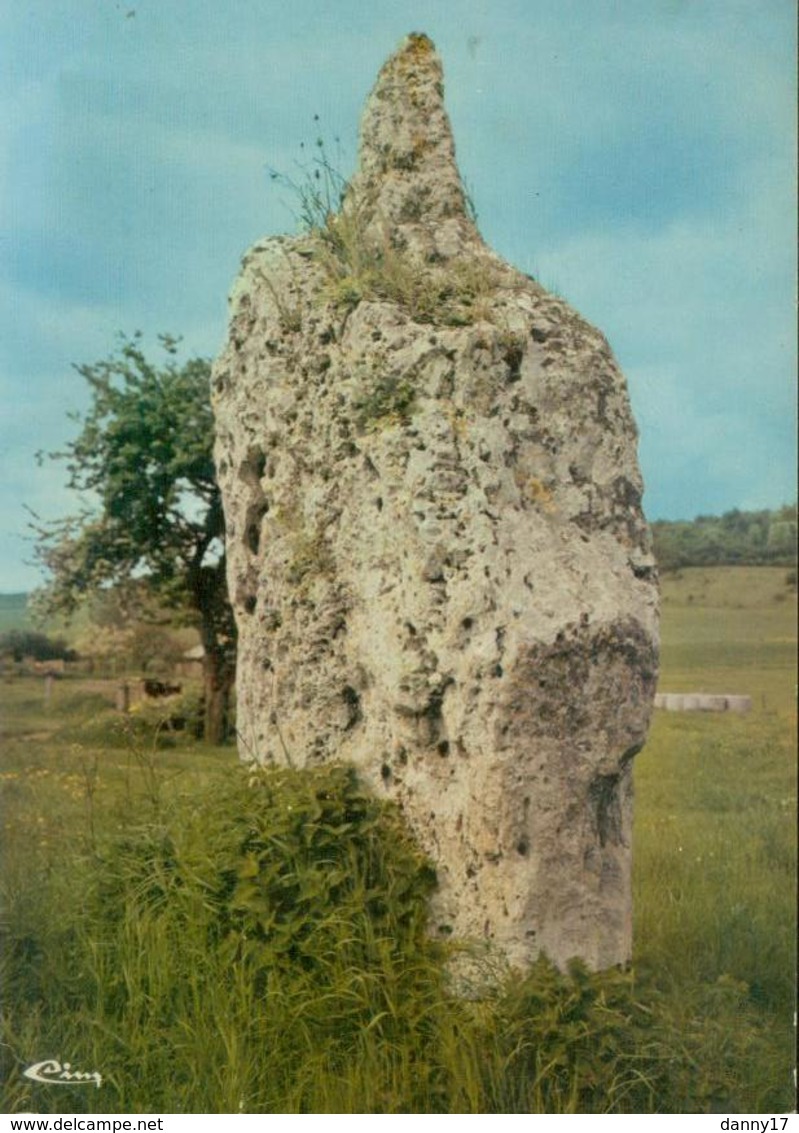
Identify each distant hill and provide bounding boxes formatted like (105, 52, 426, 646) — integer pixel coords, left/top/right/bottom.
(0, 593, 30, 632)
(652, 505, 797, 572)
(0, 593, 87, 639)
(5, 505, 796, 611)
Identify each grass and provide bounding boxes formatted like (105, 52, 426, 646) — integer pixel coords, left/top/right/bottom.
(0, 566, 795, 1113)
(630, 566, 796, 1112)
(271, 139, 507, 329)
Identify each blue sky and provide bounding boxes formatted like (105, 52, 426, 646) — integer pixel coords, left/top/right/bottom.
(1, 0, 796, 591)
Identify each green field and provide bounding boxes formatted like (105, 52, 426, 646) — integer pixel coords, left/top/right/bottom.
(633, 567, 796, 1111)
(0, 566, 795, 1113)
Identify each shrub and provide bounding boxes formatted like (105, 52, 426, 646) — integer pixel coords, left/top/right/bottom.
(0, 629, 76, 662)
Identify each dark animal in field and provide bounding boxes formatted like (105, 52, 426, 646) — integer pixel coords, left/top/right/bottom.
(143, 679, 182, 698)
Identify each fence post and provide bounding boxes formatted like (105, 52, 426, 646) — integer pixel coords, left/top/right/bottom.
(116, 681, 130, 713)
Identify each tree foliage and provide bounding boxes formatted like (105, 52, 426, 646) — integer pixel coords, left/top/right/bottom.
(0, 629, 76, 663)
(31, 334, 235, 741)
(652, 504, 797, 572)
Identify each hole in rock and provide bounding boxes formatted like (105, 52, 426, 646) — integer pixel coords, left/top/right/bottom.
(245, 524, 260, 555)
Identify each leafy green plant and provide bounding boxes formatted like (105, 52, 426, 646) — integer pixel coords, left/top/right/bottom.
(214, 765, 436, 970)
(478, 958, 665, 1112)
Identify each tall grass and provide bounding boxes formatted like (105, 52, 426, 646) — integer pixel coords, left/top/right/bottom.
(1, 568, 795, 1112)
(0, 749, 670, 1114)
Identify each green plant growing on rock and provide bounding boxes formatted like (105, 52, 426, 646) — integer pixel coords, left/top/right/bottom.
(30, 334, 236, 743)
(352, 370, 417, 432)
(255, 264, 304, 333)
(269, 132, 504, 327)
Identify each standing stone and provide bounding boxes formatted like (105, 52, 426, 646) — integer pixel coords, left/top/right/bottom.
(212, 33, 659, 971)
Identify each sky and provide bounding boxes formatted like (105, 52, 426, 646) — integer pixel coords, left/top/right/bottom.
(1, 0, 796, 592)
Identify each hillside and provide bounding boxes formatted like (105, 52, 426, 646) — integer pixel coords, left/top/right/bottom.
(0, 593, 30, 632)
(656, 565, 796, 713)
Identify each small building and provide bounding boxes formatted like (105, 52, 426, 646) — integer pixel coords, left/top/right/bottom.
(176, 643, 205, 679)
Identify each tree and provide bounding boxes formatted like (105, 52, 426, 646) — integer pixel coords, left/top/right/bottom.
(0, 629, 76, 663)
(651, 504, 797, 570)
(31, 334, 236, 742)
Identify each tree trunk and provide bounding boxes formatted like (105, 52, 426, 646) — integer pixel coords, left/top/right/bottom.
(202, 645, 235, 744)
(192, 556, 237, 745)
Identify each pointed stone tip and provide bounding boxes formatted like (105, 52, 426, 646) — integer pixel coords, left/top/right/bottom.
(348, 32, 471, 235)
(372, 32, 440, 94)
(395, 31, 437, 58)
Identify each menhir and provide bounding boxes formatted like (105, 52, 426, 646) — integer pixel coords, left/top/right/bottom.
(212, 32, 659, 971)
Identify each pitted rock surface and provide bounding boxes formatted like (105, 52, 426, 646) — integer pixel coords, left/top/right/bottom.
(212, 33, 659, 971)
